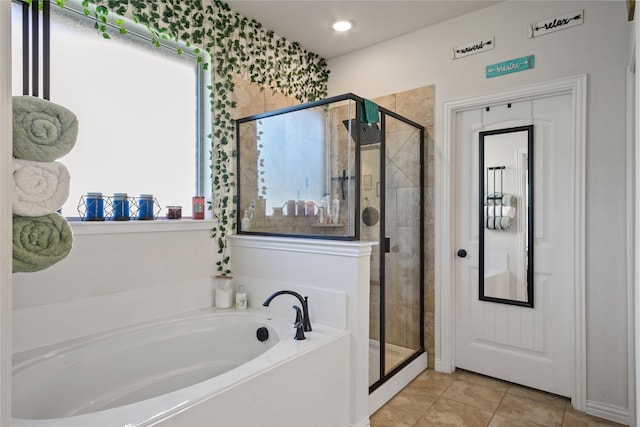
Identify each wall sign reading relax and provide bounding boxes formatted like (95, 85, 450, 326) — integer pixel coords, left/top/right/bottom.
(486, 55, 534, 79)
(528, 10, 584, 38)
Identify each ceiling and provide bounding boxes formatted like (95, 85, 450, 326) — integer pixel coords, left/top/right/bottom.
(224, 1, 502, 60)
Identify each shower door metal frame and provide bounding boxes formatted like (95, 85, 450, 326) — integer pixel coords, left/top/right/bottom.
(369, 107, 425, 394)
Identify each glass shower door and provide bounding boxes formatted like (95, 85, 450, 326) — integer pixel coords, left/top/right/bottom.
(368, 110, 424, 391)
(361, 131, 382, 387)
(382, 114, 423, 376)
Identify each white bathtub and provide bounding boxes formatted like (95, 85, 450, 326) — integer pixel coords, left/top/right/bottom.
(12, 308, 350, 427)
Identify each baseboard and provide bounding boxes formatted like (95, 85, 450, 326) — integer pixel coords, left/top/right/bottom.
(434, 356, 455, 374)
(586, 400, 630, 425)
(350, 418, 371, 427)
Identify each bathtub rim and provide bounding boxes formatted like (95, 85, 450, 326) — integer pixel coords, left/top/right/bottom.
(11, 307, 348, 427)
(12, 308, 287, 368)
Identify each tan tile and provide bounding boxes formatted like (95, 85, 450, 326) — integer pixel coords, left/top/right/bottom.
(232, 75, 265, 118)
(407, 369, 458, 397)
(372, 94, 397, 112)
(415, 397, 493, 427)
(374, 385, 438, 426)
(496, 394, 564, 426)
(424, 268, 435, 313)
(395, 84, 435, 127)
(562, 407, 626, 426)
(488, 414, 532, 426)
(426, 126, 435, 156)
(456, 370, 510, 392)
(370, 406, 414, 427)
(264, 88, 296, 112)
(372, 94, 398, 132)
(442, 379, 505, 412)
(507, 384, 569, 410)
(423, 312, 435, 368)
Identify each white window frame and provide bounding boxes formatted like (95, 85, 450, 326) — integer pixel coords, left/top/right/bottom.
(12, 0, 212, 228)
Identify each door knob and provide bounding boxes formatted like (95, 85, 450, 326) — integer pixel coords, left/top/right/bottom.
(457, 249, 467, 258)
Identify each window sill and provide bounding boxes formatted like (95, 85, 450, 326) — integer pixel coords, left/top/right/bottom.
(69, 219, 217, 235)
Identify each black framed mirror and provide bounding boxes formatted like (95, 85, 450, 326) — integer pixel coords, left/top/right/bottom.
(479, 125, 534, 307)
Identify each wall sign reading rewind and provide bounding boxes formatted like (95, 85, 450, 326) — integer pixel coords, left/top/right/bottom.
(486, 55, 534, 79)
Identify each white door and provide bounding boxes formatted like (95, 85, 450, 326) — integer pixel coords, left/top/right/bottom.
(454, 94, 575, 397)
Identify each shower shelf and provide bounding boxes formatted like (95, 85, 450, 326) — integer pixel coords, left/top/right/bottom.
(310, 223, 344, 228)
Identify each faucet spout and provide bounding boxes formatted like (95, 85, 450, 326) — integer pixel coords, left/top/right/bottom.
(262, 290, 312, 332)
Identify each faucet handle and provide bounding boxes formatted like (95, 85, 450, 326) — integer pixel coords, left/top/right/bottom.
(292, 305, 303, 324)
(292, 306, 306, 340)
(294, 321, 306, 340)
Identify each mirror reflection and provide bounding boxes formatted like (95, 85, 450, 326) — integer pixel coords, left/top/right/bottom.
(479, 125, 533, 307)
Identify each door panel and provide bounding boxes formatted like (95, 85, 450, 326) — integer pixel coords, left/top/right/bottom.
(454, 95, 574, 397)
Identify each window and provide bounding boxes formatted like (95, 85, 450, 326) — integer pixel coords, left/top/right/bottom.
(11, 2, 208, 218)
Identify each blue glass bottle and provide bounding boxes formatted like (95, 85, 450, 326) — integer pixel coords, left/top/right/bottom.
(138, 194, 154, 220)
(85, 192, 104, 221)
(112, 193, 130, 221)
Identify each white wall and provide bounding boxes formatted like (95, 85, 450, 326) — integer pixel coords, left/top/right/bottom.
(0, 2, 12, 425)
(12, 222, 219, 353)
(329, 0, 631, 417)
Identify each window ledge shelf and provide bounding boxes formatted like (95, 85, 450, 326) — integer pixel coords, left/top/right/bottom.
(70, 219, 217, 235)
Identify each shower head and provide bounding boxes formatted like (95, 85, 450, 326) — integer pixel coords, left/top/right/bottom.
(342, 119, 381, 146)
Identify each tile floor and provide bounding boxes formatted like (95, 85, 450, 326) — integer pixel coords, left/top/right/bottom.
(370, 369, 626, 427)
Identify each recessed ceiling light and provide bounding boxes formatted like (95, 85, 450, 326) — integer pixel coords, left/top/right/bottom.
(332, 20, 353, 32)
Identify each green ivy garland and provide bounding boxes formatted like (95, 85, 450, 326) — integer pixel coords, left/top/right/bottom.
(38, 0, 330, 275)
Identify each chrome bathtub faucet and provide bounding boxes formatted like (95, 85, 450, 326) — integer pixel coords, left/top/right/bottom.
(262, 290, 312, 332)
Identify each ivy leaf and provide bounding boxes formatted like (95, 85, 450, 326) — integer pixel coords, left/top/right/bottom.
(61, 0, 329, 276)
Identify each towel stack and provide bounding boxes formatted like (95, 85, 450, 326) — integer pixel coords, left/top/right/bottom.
(484, 192, 516, 231)
(12, 96, 78, 273)
(485, 192, 517, 207)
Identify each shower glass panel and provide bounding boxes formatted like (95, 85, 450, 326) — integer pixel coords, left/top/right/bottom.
(367, 111, 424, 392)
(383, 114, 423, 377)
(361, 122, 382, 387)
(236, 96, 357, 239)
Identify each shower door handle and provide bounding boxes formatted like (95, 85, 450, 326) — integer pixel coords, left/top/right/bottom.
(384, 237, 391, 253)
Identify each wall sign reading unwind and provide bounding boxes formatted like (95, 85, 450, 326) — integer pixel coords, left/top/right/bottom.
(451, 37, 495, 60)
(486, 55, 535, 79)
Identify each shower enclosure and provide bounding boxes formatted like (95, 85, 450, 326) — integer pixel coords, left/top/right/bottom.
(235, 93, 424, 391)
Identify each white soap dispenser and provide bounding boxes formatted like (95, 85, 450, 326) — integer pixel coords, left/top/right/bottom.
(235, 284, 247, 310)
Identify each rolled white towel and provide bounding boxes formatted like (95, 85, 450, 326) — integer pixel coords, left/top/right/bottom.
(484, 205, 516, 218)
(13, 158, 70, 217)
(485, 193, 517, 207)
(485, 216, 512, 231)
